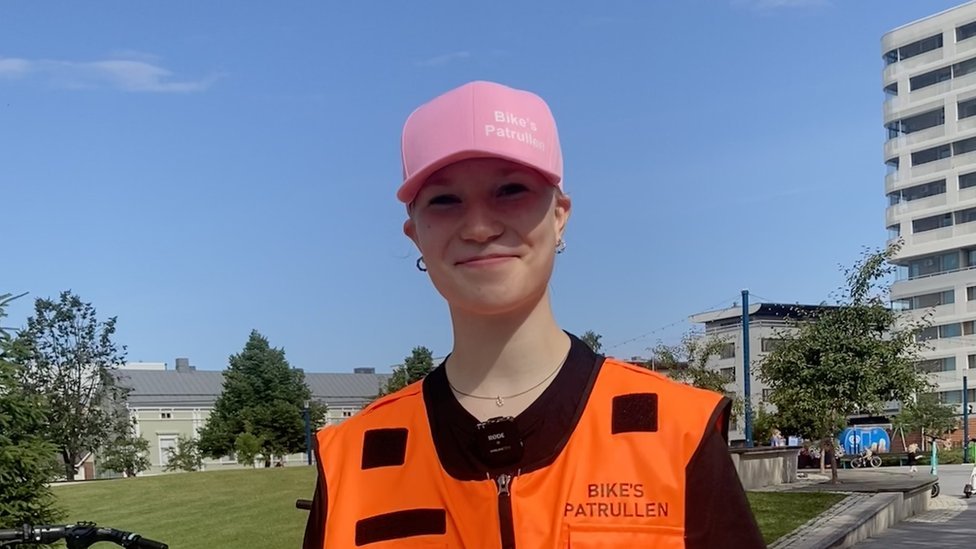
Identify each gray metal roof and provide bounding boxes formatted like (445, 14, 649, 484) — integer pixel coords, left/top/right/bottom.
(114, 369, 391, 409)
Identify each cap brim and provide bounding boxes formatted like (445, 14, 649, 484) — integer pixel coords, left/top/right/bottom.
(397, 150, 562, 204)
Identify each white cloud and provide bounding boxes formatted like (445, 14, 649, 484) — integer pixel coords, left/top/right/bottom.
(416, 51, 471, 68)
(0, 57, 31, 77)
(0, 54, 221, 93)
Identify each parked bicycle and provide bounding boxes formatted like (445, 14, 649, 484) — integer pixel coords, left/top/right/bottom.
(0, 522, 167, 549)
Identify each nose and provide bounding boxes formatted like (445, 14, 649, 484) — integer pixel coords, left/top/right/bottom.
(458, 201, 503, 243)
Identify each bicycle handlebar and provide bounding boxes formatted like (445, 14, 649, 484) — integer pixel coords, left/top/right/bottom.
(0, 522, 167, 549)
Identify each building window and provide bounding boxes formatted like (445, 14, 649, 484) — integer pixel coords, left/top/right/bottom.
(911, 66, 952, 91)
(719, 367, 736, 381)
(762, 388, 773, 401)
(888, 179, 947, 205)
(961, 172, 976, 190)
(969, 354, 976, 369)
(911, 144, 951, 165)
(967, 249, 976, 267)
(717, 343, 735, 360)
(886, 108, 945, 138)
(959, 21, 976, 42)
(958, 207, 976, 224)
(909, 251, 959, 279)
(888, 225, 901, 239)
(940, 390, 962, 404)
(886, 33, 944, 66)
(343, 411, 353, 417)
(917, 323, 962, 341)
(895, 290, 954, 310)
(917, 357, 956, 373)
(912, 212, 953, 233)
(955, 136, 976, 156)
(942, 323, 962, 338)
(960, 98, 976, 120)
(955, 57, 976, 78)
(969, 287, 976, 301)
(158, 436, 177, 467)
(761, 338, 786, 353)
(160, 412, 172, 419)
(884, 82, 898, 98)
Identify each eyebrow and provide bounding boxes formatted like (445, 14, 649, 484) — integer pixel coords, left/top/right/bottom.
(423, 165, 533, 190)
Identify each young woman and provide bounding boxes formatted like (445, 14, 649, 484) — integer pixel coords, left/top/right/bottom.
(303, 81, 764, 548)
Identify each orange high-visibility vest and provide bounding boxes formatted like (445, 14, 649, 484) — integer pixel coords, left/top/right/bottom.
(313, 359, 728, 548)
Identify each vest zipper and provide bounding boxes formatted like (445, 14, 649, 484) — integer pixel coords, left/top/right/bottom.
(495, 473, 516, 549)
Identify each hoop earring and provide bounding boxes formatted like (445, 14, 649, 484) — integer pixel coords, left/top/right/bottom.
(555, 239, 566, 254)
(416, 257, 427, 272)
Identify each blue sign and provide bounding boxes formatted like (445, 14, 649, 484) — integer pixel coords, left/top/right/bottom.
(839, 427, 891, 455)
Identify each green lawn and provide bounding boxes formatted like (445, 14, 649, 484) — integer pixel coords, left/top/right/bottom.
(747, 492, 847, 545)
(52, 468, 844, 548)
(53, 467, 318, 548)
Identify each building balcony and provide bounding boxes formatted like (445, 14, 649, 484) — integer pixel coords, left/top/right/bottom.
(885, 125, 948, 158)
(926, 370, 960, 387)
(883, 48, 945, 82)
(911, 156, 951, 178)
(886, 195, 949, 226)
(886, 170, 906, 192)
(960, 38, 976, 56)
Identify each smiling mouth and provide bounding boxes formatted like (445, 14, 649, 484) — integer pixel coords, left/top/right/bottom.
(456, 255, 517, 266)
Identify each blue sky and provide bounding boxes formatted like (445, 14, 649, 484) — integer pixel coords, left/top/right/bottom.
(1, 0, 967, 373)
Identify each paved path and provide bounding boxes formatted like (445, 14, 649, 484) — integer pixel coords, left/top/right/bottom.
(854, 464, 975, 546)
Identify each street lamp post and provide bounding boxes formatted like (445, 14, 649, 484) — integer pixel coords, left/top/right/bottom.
(303, 400, 312, 466)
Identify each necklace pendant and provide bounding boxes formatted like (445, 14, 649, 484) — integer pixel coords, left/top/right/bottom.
(495, 396, 504, 407)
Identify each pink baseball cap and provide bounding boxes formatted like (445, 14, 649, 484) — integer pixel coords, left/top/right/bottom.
(398, 80, 563, 204)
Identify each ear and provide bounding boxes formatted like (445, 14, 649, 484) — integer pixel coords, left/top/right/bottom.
(553, 191, 572, 241)
(403, 217, 420, 248)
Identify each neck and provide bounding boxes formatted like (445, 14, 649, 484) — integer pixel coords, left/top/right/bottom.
(445, 291, 570, 397)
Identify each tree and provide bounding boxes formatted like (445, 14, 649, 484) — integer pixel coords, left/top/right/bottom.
(759, 241, 930, 483)
(10, 291, 130, 481)
(99, 422, 151, 478)
(197, 330, 324, 467)
(580, 331, 603, 354)
(164, 435, 202, 472)
(893, 393, 959, 450)
(380, 346, 435, 395)
(234, 432, 264, 468)
(0, 292, 64, 528)
(751, 405, 780, 447)
(648, 331, 744, 424)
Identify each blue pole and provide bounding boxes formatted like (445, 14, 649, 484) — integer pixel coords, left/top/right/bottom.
(304, 402, 313, 465)
(965, 375, 970, 464)
(742, 289, 753, 448)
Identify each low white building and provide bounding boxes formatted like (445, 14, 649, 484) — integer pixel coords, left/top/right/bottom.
(689, 303, 835, 444)
(112, 358, 389, 475)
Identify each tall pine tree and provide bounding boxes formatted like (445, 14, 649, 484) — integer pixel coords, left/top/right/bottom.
(197, 330, 323, 467)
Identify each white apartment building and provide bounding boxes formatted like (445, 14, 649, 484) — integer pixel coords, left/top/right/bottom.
(883, 1, 976, 410)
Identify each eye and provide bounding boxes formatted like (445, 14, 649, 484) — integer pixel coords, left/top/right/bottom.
(497, 183, 529, 197)
(427, 193, 461, 206)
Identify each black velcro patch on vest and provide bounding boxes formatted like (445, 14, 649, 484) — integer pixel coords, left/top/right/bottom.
(355, 508, 446, 545)
(361, 428, 408, 470)
(612, 393, 658, 434)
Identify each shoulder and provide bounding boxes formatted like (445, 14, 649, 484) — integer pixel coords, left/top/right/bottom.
(600, 358, 726, 404)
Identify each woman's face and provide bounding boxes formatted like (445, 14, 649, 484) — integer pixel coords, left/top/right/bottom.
(404, 157, 571, 316)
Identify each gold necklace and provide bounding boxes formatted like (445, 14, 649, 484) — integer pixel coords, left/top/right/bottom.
(448, 356, 567, 407)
